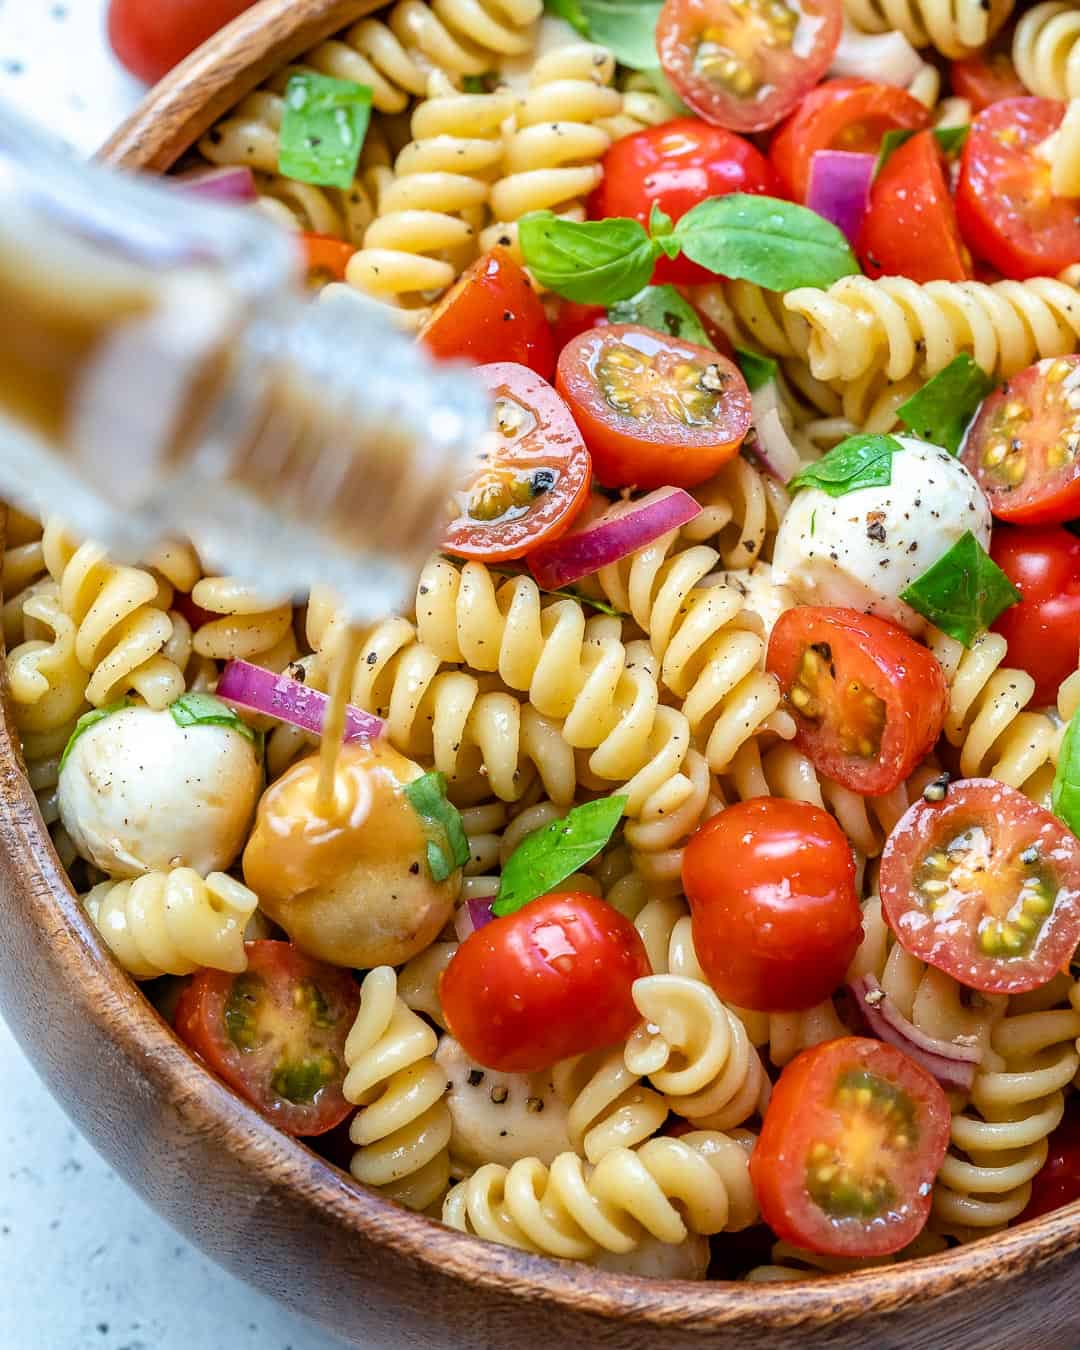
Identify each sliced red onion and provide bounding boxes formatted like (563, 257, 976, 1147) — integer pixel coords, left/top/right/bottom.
(830, 21, 924, 88)
(528, 487, 701, 591)
(807, 151, 875, 245)
(848, 973, 980, 1092)
(171, 166, 257, 204)
(454, 897, 495, 942)
(749, 381, 803, 482)
(217, 659, 383, 742)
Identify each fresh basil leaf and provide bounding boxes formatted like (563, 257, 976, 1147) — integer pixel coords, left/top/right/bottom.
(518, 212, 659, 304)
(278, 71, 373, 189)
(608, 284, 712, 346)
(462, 74, 491, 92)
(494, 795, 627, 916)
(900, 530, 1021, 646)
(934, 125, 969, 155)
(789, 433, 903, 497)
(674, 194, 860, 292)
(642, 66, 691, 115)
(876, 125, 970, 175)
(1054, 709, 1080, 838)
(735, 346, 778, 393)
(170, 691, 259, 746)
(578, 0, 663, 67)
(60, 699, 131, 773)
(897, 354, 995, 456)
(543, 0, 591, 35)
(405, 770, 470, 883)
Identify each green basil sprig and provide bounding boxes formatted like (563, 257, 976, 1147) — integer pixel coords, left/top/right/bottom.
(519, 193, 860, 306)
(170, 691, 259, 746)
(1053, 708, 1080, 838)
(734, 347, 778, 393)
(543, 0, 663, 67)
(60, 699, 131, 772)
(279, 71, 373, 189)
(608, 284, 713, 346)
(897, 354, 995, 456)
(404, 771, 471, 883)
(900, 530, 1020, 646)
(788, 433, 903, 497)
(876, 124, 969, 175)
(494, 795, 626, 916)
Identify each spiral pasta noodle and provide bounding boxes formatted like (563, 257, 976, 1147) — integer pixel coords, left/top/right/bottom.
(187, 576, 298, 669)
(842, 0, 1012, 58)
(1014, 2, 1080, 98)
(551, 1047, 669, 1163)
(747, 1229, 949, 1281)
(1, 507, 47, 647)
(1038, 99, 1080, 198)
(343, 965, 452, 1211)
(82, 869, 258, 980)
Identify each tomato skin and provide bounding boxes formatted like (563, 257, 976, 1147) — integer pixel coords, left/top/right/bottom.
(857, 131, 972, 283)
(174, 941, 360, 1136)
(300, 233, 356, 288)
(766, 606, 948, 796)
(956, 99, 1080, 281)
(588, 120, 781, 284)
(751, 1038, 951, 1257)
(1020, 1106, 1080, 1222)
(439, 893, 651, 1073)
(682, 798, 861, 1012)
(556, 323, 751, 490)
(420, 249, 555, 380)
(769, 79, 929, 202)
(990, 526, 1080, 705)
(950, 51, 1026, 114)
(552, 301, 609, 355)
(108, 0, 256, 83)
(880, 780, 1080, 994)
(657, 0, 843, 134)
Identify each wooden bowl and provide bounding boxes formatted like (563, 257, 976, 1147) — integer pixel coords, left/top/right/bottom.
(2, 2, 1079, 1343)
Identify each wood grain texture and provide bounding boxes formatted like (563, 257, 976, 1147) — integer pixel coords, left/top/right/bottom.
(1, 1, 1079, 1342)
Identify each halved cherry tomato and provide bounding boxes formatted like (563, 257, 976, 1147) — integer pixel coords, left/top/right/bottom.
(950, 50, 1026, 114)
(420, 249, 555, 380)
(956, 98, 1080, 281)
(300, 233, 356, 288)
(1020, 1104, 1080, 1222)
(766, 606, 948, 796)
(751, 1038, 951, 1257)
(442, 363, 591, 561)
(769, 78, 929, 202)
(857, 131, 972, 282)
(657, 0, 843, 134)
(682, 797, 861, 1012)
(880, 779, 1080, 994)
(962, 356, 1080, 526)
(174, 941, 360, 1136)
(439, 892, 650, 1072)
(991, 525, 1080, 705)
(552, 301, 609, 356)
(108, 0, 256, 83)
(587, 120, 781, 284)
(556, 323, 751, 489)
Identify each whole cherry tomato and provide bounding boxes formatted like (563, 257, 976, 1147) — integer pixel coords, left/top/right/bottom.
(300, 233, 356, 288)
(950, 50, 1026, 114)
(552, 301, 609, 355)
(108, 0, 256, 83)
(991, 525, 1080, 705)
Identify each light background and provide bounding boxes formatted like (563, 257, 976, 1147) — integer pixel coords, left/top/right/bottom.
(0, 3, 369, 1346)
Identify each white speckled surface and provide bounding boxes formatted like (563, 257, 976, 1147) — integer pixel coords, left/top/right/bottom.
(0, 4, 372, 1345)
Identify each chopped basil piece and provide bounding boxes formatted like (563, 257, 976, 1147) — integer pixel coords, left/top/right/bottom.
(494, 795, 627, 916)
(1054, 710, 1080, 839)
(735, 346, 778, 393)
(897, 355, 995, 456)
(405, 770, 470, 883)
(608, 284, 712, 347)
(900, 530, 1021, 646)
(788, 433, 903, 497)
(170, 691, 259, 746)
(278, 71, 373, 190)
(876, 124, 969, 175)
(60, 698, 131, 772)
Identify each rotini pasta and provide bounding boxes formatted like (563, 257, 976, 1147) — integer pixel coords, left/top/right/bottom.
(842, 0, 1012, 58)
(1014, 1, 1080, 99)
(187, 575, 298, 669)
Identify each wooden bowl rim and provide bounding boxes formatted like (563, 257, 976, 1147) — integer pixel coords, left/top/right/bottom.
(8, 0, 1074, 1328)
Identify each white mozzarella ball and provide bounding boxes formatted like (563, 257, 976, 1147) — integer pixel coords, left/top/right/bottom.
(59, 703, 262, 878)
(772, 437, 991, 633)
(593, 1233, 711, 1280)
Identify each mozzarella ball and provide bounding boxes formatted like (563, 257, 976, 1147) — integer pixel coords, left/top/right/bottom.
(58, 703, 262, 878)
(593, 1233, 711, 1280)
(772, 437, 991, 634)
(242, 741, 459, 969)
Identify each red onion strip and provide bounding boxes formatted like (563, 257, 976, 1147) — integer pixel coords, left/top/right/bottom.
(807, 151, 876, 245)
(171, 166, 258, 204)
(848, 973, 980, 1092)
(217, 659, 383, 742)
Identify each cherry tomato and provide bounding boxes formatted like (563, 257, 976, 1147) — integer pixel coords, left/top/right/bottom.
(174, 941, 360, 1136)
(171, 591, 214, 632)
(880, 779, 1080, 994)
(300, 233, 356, 288)
(950, 50, 1026, 114)
(107, 0, 256, 83)
(587, 120, 781, 284)
(556, 323, 751, 490)
(956, 98, 1080, 281)
(439, 892, 651, 1072)
(552, 301, 609, 355)
(750, 1038, 951, 1257)
(1020, 1105, 1080, 1222)
(962, 356, 1080, 526)
(766, 606, 948, 796)
(769, 79, 929, 202)
(420, 249, 555, 380)
(442, 363, 591, 562)
(990, 525, 1080, 705)
(682, 797, 861, 1012)
(657, 0, 843, 134)
(857, 131, 972, 282)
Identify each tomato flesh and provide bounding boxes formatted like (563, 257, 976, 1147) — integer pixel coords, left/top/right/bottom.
(108, 0, 256, 83)
(950, 51, 1026, 114)
(682, 797, 861, 1012)
(420, 249, 555, 380)
(991, 525, 1080, 705)
(766, 606, 948, 796)
(442, 363, 591, 561)
(880, 780, 1080, 994)
(751, 1038, 951, 1257)
(962, 356, 1080, 526)
(956, 98, 1080, 281)
(556, 323, 751, 490)
(300, 233, 356, 289)
(174, 941, 360, 1136)
(439, 892, 650, 1073)
(657, 0, 843, 134)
